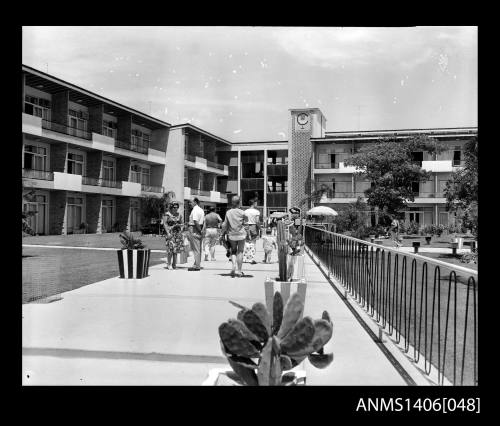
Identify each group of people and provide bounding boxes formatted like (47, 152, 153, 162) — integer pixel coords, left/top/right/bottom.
(161, 196, 282, 277)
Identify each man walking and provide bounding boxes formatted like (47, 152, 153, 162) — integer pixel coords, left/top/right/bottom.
(187, 197, 205, 271)
(203, 206, 222, 261)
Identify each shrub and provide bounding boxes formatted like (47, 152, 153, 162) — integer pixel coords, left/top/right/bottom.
(119, 232, 146, 250)
(406, 221, 419, 235)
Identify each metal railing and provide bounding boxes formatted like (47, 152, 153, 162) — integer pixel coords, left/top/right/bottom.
(141, 184, 164, 193)
(304, 226, 478, 386)
(82, 176, 122, 188)
(115, 139, 149, 155)
(22, 169, 54, 181)
(41, 119, 92, 140)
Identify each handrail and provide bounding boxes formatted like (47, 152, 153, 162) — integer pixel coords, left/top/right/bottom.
(305, 225, 478, 386)
(308, 226, 477, 276)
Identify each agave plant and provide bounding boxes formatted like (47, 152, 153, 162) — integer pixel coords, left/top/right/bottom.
(119, 232, 145, 250)
(218, 291, 334, 386)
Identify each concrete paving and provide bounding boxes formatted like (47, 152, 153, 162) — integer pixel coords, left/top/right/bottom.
(23, 245, 407, 386)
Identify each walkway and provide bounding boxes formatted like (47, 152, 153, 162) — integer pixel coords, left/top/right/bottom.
(22, 245, 408, 385)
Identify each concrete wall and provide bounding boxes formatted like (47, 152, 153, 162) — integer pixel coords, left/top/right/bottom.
(117, 113, 132, 143)
(88, 104, 104, 134)
(164, 128, 185, 211)
(151, 127, 169, 152)
(86, 194, 102, 234)
(116, 197, 131, 232)
(50, 143, 68, 173)
(52, 91, 69, 125)
(49, 191, 67, 235)
(116, 157, 131, 181)
(150, 165, 165, 188)
(87, 151, 103, 179)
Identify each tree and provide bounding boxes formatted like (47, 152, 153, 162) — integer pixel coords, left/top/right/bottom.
(141, 191, 176, 234)
(344, 135, 447, 219)
(22, 190, 37, 237)
(335, 197, 370, 238)
(444, 137, 478, 235)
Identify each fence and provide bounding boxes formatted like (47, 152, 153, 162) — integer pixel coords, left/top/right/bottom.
(304, 226, 478, 386)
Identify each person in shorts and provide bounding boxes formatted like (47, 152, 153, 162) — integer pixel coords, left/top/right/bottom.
(261, 228, 277, 263)
(221, 196, 248, 277)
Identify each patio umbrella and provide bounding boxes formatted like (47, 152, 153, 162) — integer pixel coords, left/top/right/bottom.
(270, 212, 288, 219)
(306, 206, 338, 216)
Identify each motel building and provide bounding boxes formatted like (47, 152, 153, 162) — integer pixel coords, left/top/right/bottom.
(22, 65, 477, 235)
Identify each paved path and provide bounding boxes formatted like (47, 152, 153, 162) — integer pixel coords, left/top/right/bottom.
(23, 245, 407, 385)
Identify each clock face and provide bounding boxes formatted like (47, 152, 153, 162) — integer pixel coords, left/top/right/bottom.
(297, 113, 309, 125)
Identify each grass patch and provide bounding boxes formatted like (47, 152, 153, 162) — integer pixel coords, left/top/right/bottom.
(22, 246, 165, 304)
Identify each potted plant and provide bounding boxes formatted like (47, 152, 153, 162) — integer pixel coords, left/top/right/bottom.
(204, 291, 334, 385)
(117, 232, 151, 279)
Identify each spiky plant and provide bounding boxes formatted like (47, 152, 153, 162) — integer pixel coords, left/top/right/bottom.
(119, 232, 145, 250)
(218, 291, 334, 386)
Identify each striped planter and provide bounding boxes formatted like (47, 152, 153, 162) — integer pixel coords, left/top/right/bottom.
(117, 249, 151, 279)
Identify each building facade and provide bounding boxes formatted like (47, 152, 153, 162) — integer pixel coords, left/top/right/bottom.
(22, 65, 477, 235)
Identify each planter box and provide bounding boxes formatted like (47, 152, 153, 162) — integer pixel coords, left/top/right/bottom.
(117, 249, 151, 279)
(202, 367, 306, 386)
(264, 279, 307, 318)
(287, 254, 305, 281)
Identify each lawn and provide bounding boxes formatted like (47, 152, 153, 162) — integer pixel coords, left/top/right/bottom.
(369, 234, 476, 249)
(22, 245, 166, 304)
(22, 232, 168, 250)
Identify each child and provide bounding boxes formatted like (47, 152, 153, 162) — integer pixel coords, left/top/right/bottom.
(261, 229, 277, 263)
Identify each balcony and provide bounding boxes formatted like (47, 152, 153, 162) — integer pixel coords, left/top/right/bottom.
(267, 164, 288, 177)
(41, 119, 92, 140)
(190, 188, 211, 197)
(141, 184, 164, 193)
(22, 169, 54, 181)
(184, 155, 229, 175)
(314, 162, 359, 174)
(115, 139, 149, 155)
(241, 178, 265, 190)
(82, 176, 122, 189)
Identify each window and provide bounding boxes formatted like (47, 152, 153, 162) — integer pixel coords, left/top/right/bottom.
(130, 164, 150, 185)
(24, 95, 51, 120)
(102, 159, 116, 182)
(453, 150, 462, 166)
(67, 196, 84, 234)
(68, 109, 88, 135)
(67, 152, 84, 175)
(411, 181, 420, 194)
(330, 154, 337, 168)
(131, 128, 151, 148)
(102, 120, 117, 138)
(24, 144, 47, 171)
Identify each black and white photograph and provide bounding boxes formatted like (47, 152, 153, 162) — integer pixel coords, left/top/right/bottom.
(21, 26, 478, 394)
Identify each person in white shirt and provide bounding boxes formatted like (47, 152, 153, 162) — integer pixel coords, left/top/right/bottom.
(243, 198, 261, 264)
(187, 197, 205, 271)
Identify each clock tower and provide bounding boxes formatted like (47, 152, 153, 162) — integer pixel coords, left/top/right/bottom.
(288, 108, 327, 210)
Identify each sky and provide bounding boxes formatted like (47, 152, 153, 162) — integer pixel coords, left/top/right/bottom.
(22, 26, 477, 142)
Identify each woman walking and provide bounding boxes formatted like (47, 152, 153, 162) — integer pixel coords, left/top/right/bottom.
(221, 195, 248, 277)
(163, 202, 184, 269)
(242, 198, 260, 265)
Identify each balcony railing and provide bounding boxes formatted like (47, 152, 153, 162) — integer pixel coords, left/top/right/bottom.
(82, 176, 122, 189)
(241, 178, 265, 190)
(314, 189, 366, 199)
(267, 164, 288, 176)
(185, 154, 196, 162)
(22, 169, 54, 181)
(206, 160, 225, 170)
(115, 139, 149, 155)
(41, 120, 92, 140)
(141, 184, 164, 193)
(304, 226, 478, 386)
(189, 188, 210, 197)
(452, 160, 465, 167)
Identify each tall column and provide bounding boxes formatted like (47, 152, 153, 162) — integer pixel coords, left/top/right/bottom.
(263, 149, 268, 217)
(434, 204, 438, 225)
(237, 150, 241, 197)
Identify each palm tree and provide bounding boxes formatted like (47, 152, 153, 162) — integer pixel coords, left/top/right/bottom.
(141, 191, 176, 234)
